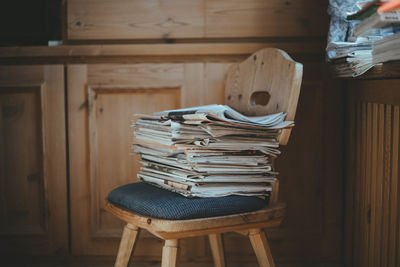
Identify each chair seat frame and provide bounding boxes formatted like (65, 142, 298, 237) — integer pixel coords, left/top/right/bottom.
(105, 201, 285, 267)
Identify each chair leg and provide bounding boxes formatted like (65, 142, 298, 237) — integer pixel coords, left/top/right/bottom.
(208, 234, 226, 267)
(161, 239, 179, 267)
(114, 223, 140, 267)
(249, 228, 275, 267)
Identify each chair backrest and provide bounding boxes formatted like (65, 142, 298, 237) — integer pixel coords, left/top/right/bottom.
(225, 48, 303, 146)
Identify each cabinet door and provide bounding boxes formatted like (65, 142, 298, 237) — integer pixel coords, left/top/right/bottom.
(0, 65, 68, 255)
(67, 63, 227, 257)
(346, 79, 400, 267)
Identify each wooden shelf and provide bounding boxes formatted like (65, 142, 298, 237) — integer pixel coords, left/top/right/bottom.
(0, 42, 325, 64)
(335, 61, 400, 80)
(359, 61, 400, 79)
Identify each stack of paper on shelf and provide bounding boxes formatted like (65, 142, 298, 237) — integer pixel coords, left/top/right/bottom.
(346, 1, 400, 38)
(132, 104, 293, 198)
(372, 32, 400, 63)
(327, 41, 375, 77)
(326, 0, 400, 77)
(352, 9, 400, 37)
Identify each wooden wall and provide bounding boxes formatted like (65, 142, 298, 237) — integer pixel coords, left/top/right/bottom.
(65, 0, 329, 41)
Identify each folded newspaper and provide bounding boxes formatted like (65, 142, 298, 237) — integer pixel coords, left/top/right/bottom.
(132, 104, 293, 198)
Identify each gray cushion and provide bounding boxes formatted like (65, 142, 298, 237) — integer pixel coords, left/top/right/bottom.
(108, 182, 268, 220)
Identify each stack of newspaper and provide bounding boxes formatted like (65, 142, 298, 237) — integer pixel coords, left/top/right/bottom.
(326, 0, 400, 77)
(373, 32, 400, 63)
(327, 41, 374, 77)
(132, 105, 293, 198)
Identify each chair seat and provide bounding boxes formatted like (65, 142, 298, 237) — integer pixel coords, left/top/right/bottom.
(108, 182, 268, 220)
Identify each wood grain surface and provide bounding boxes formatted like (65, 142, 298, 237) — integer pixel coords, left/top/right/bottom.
(346, 79, 400, 267)
(0, 65, 68, 255)
(225, 48, 302, 145)
(66, 0, 328, 40)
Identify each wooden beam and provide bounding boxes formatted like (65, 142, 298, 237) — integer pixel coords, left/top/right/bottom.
(0, 42, 324, 58)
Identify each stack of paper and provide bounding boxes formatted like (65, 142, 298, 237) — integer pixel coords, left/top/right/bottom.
(132, 105, 293, 198)
(346, 1, 400, 38)
(327, 41, 375, 77)
(353, 10, 400, 37)
(372, 32, 400, 63)
(326, 1, 400, 77)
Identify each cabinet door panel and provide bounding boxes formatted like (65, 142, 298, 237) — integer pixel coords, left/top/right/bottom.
(346, 80, 400, 267)
(0, 66, 67, 255)
(91, 88, 181, 236)
(0, 88, 44, 235)
(69, 64, 205, 257)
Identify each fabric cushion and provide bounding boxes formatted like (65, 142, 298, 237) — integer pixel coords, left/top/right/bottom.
(108, 182, 267, 220)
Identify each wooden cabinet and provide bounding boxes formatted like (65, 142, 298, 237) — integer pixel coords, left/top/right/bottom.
(0, 65, 68, 255)
(346, 79, 400, 267)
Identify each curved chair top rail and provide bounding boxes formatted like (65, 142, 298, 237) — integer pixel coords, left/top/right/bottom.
(225, 48, 303, 145)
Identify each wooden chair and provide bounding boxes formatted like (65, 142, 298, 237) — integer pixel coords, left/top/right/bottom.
(105, 48, 303, 267)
